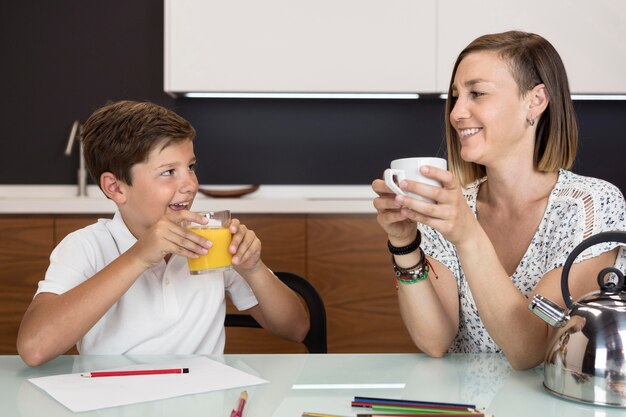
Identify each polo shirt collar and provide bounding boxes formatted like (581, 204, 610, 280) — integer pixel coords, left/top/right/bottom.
(105, 210, 138, 255)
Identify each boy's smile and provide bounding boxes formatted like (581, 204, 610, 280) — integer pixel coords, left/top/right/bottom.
(168, 202, 191, 211)
(117, 138, 198, 239)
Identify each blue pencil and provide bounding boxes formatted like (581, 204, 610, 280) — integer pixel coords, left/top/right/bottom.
(354, 396, 477, 410)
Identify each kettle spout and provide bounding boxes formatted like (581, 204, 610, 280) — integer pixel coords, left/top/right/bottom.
(529, 294, 569, 328)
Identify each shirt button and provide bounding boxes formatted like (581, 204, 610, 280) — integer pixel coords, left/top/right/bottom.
(165, 279, 170, 285)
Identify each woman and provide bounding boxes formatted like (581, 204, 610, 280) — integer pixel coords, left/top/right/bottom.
(372, 31, 626, 370)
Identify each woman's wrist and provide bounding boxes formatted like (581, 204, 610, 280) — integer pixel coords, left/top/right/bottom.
(391, 248, 429, 288)
(388, 230, 421, 255)
(387, 230, 431, 288)
(453, 223, 486, 255)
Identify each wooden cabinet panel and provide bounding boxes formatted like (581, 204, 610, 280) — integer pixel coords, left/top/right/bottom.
(307, 214, 418, 353)
(224, 214, 308, 353)
(234, 214, 306, 276)
(1, 213, 418, 355)
(0, 217, 54, 354)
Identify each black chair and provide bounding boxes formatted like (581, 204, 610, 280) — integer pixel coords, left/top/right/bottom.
(225, 271, 327, 353)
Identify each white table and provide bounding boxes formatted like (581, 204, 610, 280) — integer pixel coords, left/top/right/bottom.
(0, 353, 622, 416)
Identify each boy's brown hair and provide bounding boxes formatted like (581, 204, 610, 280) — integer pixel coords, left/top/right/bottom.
(82, 100, 196, 186)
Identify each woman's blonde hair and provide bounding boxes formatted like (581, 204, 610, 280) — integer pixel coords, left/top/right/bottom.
(445, 31, 578, 186)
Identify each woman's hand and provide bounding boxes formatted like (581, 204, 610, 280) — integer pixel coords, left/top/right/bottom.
(378, 165, 479, 246)
(372, 178, 420, 245)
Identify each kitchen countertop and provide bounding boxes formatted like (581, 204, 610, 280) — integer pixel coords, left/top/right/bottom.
(0, 185, 377, 214)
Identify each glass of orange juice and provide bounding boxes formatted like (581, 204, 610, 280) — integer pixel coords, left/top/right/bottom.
(186, 210, 233, 274)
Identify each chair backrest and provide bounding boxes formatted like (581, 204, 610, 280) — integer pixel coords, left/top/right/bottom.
(225, 271, 327, 353)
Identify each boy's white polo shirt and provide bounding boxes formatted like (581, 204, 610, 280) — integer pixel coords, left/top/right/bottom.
(36, 210, 258, 355)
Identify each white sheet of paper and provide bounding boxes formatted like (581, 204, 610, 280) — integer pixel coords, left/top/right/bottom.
(27, 356, 268, 412)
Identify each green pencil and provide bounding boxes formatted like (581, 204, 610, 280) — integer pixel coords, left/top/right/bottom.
(371, 404, 478, 414)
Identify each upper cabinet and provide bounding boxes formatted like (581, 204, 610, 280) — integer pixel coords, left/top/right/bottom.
(437, 0, 626, 94)
(164, 0, 436, 94)
(164, 0, 437, 96)
(165, 0, 626, 96)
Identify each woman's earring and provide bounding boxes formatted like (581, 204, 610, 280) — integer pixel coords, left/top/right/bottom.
(527, 117, 536, 127)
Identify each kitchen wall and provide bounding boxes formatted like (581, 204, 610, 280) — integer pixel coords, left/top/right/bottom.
(2, 1, 625, 192)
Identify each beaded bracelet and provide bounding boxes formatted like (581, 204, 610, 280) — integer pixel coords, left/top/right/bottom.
(395, 261, 430, 286)
(387, 231, 421, 255)
(391, 247, 429, 288)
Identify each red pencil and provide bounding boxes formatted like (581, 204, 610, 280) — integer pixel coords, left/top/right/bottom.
(81, 367, 189, 377)
(230, 391, 248, 417)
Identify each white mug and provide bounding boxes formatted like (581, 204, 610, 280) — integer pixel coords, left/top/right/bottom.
(384, 157, 447, 202)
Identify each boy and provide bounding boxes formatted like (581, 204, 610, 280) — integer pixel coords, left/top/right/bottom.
(17, 100, 309, 366)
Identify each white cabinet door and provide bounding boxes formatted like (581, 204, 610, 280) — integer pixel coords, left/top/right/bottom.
(437, 0, 626, 94)
(165, 0, 437, 95)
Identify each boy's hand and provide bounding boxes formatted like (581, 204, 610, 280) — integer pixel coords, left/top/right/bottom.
(128, 211, 211, 269)
(228, 218, 263, 272)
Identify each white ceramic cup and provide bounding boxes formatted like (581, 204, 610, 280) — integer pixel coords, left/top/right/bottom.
(384, 157, 447, 202)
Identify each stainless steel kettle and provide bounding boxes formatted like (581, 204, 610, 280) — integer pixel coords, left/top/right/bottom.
(529, 231, 626, 407)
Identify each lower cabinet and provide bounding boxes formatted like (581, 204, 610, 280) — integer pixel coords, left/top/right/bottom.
(222, 214, 308, 354)
(0, 217, 54, 354)
(307, 215, 417, 353)
(0, 213, 418, 355)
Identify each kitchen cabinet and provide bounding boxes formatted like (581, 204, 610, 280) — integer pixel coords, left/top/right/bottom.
(0, 213, 417, 355)
(226, 214, 418, 354)
(0, 217, 54, 354)
(437, 0, 626, 94)
(166, 0, 626, 95)
(222, 214, 308, 353)
(307, 215, 417, 353)
(164, 0, 437, 95)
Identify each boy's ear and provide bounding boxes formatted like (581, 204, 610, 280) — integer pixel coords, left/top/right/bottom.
(100, 172, 128, 204)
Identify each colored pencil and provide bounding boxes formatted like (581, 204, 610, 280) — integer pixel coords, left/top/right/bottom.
(371, 404, 477, 414)
(356, 414, 491, 417)
(230, 391, 248, 417)
(302, 413, 350, 417)
(80, 367, 190, 377)
(354, 396, 477, 410)
(352, 401, 474, 412)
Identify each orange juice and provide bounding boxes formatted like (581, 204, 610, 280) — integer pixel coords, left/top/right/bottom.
(187, 227, 232, 273)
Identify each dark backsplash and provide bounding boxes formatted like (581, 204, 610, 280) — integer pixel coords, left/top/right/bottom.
(1, 1, 624, 193)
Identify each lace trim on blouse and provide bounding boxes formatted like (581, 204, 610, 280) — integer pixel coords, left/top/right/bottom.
(419, 170, 626, 353)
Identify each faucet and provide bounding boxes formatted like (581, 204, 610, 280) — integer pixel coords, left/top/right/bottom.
(65, 120, 88, 197)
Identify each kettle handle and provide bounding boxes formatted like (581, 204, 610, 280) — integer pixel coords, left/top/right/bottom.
(561, 231, 626, 308)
